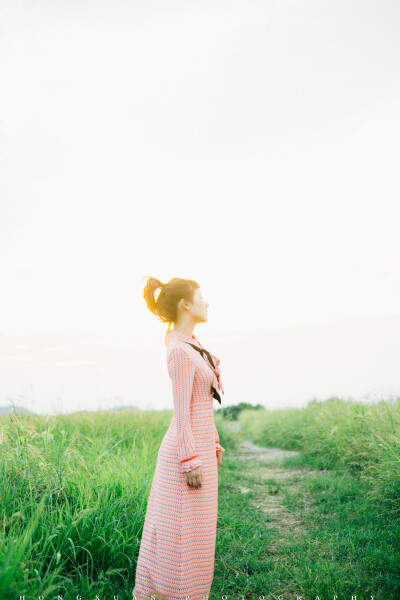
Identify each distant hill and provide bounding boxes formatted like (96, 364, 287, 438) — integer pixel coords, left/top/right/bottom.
(0, 405, 36, 416)
(108, 405, 141, 412)
(0, 405, 141, 417)
(60, 406, 143, 416)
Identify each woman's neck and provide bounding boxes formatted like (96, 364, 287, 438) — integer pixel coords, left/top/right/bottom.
(173, 322, 195, 338)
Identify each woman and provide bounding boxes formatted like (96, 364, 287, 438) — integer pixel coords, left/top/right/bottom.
(132, 276, 225, 600)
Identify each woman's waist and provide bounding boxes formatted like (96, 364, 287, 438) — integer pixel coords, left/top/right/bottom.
(165, 418, 215, 442)
(169, 413, 214, 429)
(160, 430, 217, 460)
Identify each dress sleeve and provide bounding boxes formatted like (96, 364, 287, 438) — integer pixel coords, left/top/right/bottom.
(214, 421, 225, 453)
(168, 347, 203, 473)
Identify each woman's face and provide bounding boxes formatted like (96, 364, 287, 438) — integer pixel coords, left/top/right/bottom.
(189, 288, 210, 323)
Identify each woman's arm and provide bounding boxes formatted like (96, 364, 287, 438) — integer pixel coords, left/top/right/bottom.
(168, 347, 203, 473)
(213, 421, 225, 454)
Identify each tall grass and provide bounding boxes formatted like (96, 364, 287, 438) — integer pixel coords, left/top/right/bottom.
(0, 409, 180, 599)
(239, 396, 400, 517)
(2, 398, 397, 599)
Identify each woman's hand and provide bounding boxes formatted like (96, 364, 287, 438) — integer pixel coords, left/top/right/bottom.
(184, 465, 203, 489)
(184, 453, 223, 488)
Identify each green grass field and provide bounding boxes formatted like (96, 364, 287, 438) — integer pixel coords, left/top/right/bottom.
(0, 397, 399, 600)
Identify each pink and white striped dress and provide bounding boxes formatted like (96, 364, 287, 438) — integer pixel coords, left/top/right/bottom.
(132, 328, 225, 600)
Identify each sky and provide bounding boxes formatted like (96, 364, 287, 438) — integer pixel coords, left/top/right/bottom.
(1, 0, 399, 414)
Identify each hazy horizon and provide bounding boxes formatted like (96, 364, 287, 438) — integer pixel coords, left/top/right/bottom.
(1, 312, 399, 416)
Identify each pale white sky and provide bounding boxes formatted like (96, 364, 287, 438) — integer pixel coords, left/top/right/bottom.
(1, 1, 399, 413)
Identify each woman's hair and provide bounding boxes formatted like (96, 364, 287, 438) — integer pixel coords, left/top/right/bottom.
(142, 276, 200, 344)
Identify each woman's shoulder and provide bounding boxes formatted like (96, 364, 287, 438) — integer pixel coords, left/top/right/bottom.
(167, 339, 194, 362)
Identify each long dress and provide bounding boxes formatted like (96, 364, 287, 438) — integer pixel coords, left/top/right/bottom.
(132, 328, 225, 600)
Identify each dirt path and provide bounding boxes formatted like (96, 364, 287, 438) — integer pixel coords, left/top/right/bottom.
(227, 424, 330, 537)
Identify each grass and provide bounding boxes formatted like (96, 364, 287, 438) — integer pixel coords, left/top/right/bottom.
(0, 397, 399, 599)
(0, 410, 173, 599)
(239, 396, 400, 517)
(214, 450, 399, 598)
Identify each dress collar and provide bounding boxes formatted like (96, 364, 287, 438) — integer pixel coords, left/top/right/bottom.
(167, 329, 201, 346)
(167, 328, 224, 401)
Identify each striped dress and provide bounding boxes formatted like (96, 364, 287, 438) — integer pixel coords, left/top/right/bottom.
(132, 328, 225, 600)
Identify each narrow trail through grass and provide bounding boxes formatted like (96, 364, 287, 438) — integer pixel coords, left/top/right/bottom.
(214, 421, 397, 599)
(226, 423, 327, 540)
(234, 438, 323, 537)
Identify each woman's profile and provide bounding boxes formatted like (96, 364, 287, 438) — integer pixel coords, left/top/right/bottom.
(132, 276, 225, 600)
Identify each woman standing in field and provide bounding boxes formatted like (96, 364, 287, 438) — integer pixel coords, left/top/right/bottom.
(132, 277, 225, 600)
